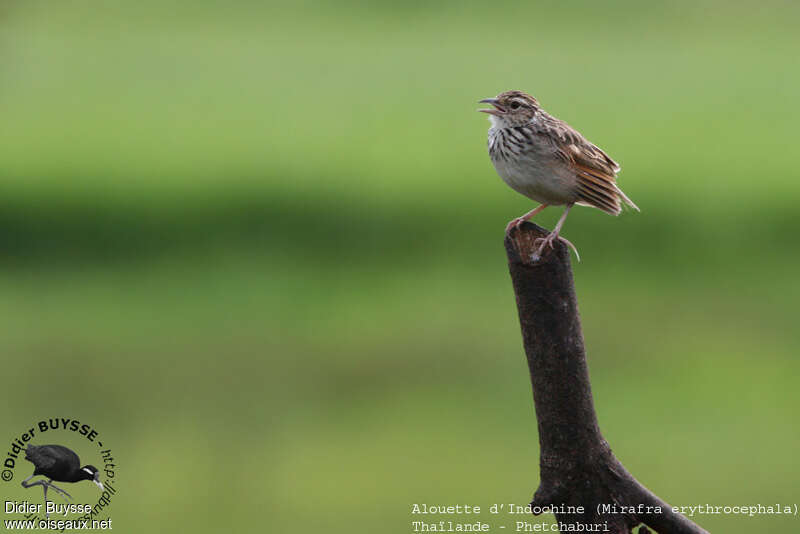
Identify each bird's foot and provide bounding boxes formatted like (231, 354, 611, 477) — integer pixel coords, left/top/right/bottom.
(531, 233, 580, 262)
(505, 217, 527, 235)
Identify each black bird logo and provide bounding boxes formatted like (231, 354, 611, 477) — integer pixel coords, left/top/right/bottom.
(21, 444, 104, 517)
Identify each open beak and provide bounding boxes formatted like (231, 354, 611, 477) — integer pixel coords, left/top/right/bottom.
(478, 98, 504, 116)
(94, 477, 105, 491)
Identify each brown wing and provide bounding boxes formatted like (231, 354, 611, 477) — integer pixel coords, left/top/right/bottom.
(539, 114, 638, 215)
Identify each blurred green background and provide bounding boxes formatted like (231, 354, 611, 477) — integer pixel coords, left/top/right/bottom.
(1, 1, 798, 532)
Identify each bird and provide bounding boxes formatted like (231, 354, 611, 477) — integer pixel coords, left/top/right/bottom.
(21, 444, 104, 517)
(479, 90, 638, 260)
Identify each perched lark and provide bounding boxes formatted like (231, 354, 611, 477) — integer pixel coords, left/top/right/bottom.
(479, 90, 638, 260)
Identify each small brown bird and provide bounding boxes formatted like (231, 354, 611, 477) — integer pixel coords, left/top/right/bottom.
(479, 90, 638, 260)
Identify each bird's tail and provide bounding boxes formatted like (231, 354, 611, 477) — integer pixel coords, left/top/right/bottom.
(615, 186, 640, 212)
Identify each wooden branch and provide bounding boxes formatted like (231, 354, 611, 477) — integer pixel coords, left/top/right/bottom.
(505, 222, 709, 534)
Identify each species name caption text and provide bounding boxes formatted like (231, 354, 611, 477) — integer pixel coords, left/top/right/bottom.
(409, 503, 799, 532)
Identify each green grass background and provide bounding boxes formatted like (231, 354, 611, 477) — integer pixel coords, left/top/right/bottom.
(1, 1, 798, 532)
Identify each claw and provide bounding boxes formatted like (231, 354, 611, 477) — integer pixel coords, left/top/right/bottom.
(531, 234, 580, 262)
(505, 217, 525, 235)
(558, 236, 580, 262)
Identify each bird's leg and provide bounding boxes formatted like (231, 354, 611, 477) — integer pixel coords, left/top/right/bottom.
(23, 480, 51, 518)
(532, 203, 580, 262)
(22, 475, 72, 499)
(22, 477, 73, 511)
(21, 477, 53, 518)
(42, 480, 72, 518)
(506, 204, 547, 234)
(43, 483, 49, 518)
(44, 480, 72, 501)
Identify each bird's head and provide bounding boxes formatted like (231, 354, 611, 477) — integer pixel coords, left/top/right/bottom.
(80, 465, 105, 491)
(479, 90, 539, 127)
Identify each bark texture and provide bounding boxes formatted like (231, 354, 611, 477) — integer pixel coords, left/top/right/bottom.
(506, 222, 709, 534)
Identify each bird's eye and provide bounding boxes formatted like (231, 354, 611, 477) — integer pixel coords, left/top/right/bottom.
(510, 101, 521, 109)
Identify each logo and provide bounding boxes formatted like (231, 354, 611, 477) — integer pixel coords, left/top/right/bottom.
(3, 418, 117, 530)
